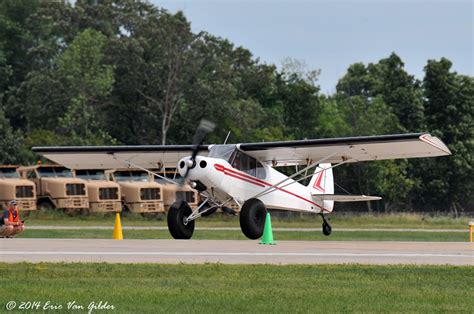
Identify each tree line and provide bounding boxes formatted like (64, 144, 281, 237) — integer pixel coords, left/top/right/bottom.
(0, 0, 472, 213)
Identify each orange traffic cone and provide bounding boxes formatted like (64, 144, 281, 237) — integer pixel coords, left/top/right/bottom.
(113, 213, 123, 240)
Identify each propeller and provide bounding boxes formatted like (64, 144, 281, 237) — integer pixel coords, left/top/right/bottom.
(182, 119, 216, 180)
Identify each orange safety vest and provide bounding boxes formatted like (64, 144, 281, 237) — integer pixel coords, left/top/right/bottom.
(8, 208, 19, 223)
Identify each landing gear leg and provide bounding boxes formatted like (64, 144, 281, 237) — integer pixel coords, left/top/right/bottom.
(320, 213, 332, 236)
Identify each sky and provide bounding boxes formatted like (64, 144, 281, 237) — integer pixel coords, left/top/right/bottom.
(151, 0, 473, 94)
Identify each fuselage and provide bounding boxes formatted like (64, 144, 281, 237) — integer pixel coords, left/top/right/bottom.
(177, 148, 333, 213)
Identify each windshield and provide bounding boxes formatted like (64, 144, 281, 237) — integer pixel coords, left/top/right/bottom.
(114, 170, 149, 182)
(0, 168, 19, 178)
(208, 144, 236, 161)
(75, 170, 106, 180)
(38, 167, 72, 178)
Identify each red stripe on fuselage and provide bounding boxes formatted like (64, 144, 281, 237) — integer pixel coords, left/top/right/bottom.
(214, 164, 328, 212)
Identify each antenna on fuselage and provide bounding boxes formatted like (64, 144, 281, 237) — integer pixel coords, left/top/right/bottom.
(223, 131, 231, 144)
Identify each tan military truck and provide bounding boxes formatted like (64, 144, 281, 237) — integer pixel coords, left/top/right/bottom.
(73, 169, 121, 213)
(0, 165, 36, 213)
(107, 169, 165, 214)
(151, 168, 199, 211)
(18, 165, 89, 212)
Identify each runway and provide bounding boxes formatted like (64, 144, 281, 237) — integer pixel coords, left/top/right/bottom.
(1, 239, 472, 265)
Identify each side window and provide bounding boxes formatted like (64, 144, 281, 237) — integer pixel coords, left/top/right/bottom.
(256, 163, 266, 180)
(230, 150, 265, 179)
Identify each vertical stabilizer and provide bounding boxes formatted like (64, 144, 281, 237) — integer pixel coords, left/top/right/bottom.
(308, 163, 334, 212)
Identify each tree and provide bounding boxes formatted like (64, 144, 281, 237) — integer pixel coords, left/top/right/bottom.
(418, 58, 474, 213)
(55, 28, 115, 145)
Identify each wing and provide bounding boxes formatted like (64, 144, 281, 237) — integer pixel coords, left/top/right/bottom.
(238, 133, 450, 166)
(31, 145, 209, 170)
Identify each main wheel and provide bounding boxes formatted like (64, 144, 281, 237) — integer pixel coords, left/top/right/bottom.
(167, 201, 195, 239)
(322, 221, 332, 236)
(239, 198, 267, 239)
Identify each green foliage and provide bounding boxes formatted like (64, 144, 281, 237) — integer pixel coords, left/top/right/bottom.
(418, 59, 474, 212)
(0, 108, 24, 164)
(0, 0, 472, 212)
(55, 28, 115, 145)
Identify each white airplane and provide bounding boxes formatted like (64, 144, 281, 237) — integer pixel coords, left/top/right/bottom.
(32, 122, 451, 240)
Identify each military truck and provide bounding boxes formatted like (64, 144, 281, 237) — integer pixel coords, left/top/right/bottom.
(73, 169, 122, 213)
(18, 165, 89, 212)
(0, 166, 36, 212)
(151, 168, 199, 211)
(107, 169, 164, 214)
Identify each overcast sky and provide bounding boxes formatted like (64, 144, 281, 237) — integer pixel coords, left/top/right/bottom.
(151, 0, 473, 94)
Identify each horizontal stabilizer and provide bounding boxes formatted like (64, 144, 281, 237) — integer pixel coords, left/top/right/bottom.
(312, 194, 382, 202)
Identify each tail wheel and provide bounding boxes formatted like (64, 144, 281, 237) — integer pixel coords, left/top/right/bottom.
(239, 198, 267, 239)
(322, 221, 332, 236)
(167, 201, 195, 239)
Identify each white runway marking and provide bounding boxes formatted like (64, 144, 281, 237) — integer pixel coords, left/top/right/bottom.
(2, 251, 472, 258)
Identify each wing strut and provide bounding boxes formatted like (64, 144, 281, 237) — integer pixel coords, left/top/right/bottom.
(109, 153, 181, 186)
(249, 146, 354, 199)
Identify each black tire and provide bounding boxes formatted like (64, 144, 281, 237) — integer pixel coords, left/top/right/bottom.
(121, 204, 131, 218)
(37, 200, 54, 212)
(239, 198, 267, 239)
(322, 222, 332, 236)
(167, 201, 195, 239)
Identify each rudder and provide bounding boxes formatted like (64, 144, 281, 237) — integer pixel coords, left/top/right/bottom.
(308, 163, 334, 212)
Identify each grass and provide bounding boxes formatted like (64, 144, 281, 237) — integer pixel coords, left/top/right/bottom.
(24, 210, 472, 230)
(0, 263, 472, 313)
(17, 229, 467, 242)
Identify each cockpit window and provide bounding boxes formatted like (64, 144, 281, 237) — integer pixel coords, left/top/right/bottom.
(229, 150, 266, 179)
(208, 144, 236, 161)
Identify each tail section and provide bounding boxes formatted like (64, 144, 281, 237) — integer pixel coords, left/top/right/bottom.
(308, 163, 334, 212)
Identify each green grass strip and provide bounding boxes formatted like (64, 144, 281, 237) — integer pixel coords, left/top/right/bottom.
(17, 229, 467, 241)
(0, 263, 472, 313)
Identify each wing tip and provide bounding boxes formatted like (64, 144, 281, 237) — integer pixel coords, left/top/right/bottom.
(419, 134, 452, 155)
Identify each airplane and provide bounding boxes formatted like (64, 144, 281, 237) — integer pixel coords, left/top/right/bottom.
(32, 121, 451, 240)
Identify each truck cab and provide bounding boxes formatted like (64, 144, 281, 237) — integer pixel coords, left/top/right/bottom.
(18, 165, 89, 212)
(0, 165, 36, 212)
(74, 169, 121, 213)
(107, 169, 165, 214)
(151, 168, 199, 211)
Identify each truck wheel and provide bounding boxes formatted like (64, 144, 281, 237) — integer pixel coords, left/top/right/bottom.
(38, 200, 54, 212)
(167, 201, 194, 239)
(121, 204, 131, 217)
(239, 198, 267, 239)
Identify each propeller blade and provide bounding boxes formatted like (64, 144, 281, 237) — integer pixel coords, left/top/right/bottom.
(182, 119, 216, 182)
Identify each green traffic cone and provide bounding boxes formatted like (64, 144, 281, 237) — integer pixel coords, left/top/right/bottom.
(259, 212, 276, 245)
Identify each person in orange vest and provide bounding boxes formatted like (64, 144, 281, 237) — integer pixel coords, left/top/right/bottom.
(0, 200, 25, 238)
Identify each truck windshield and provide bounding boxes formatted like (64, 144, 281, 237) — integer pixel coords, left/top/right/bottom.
(114, 171, 149, 182)
(75, 170, 106, 180)
(151, 168, 182, 184)
(0, 168, 19, 178)
(38, 167, 73, 178)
